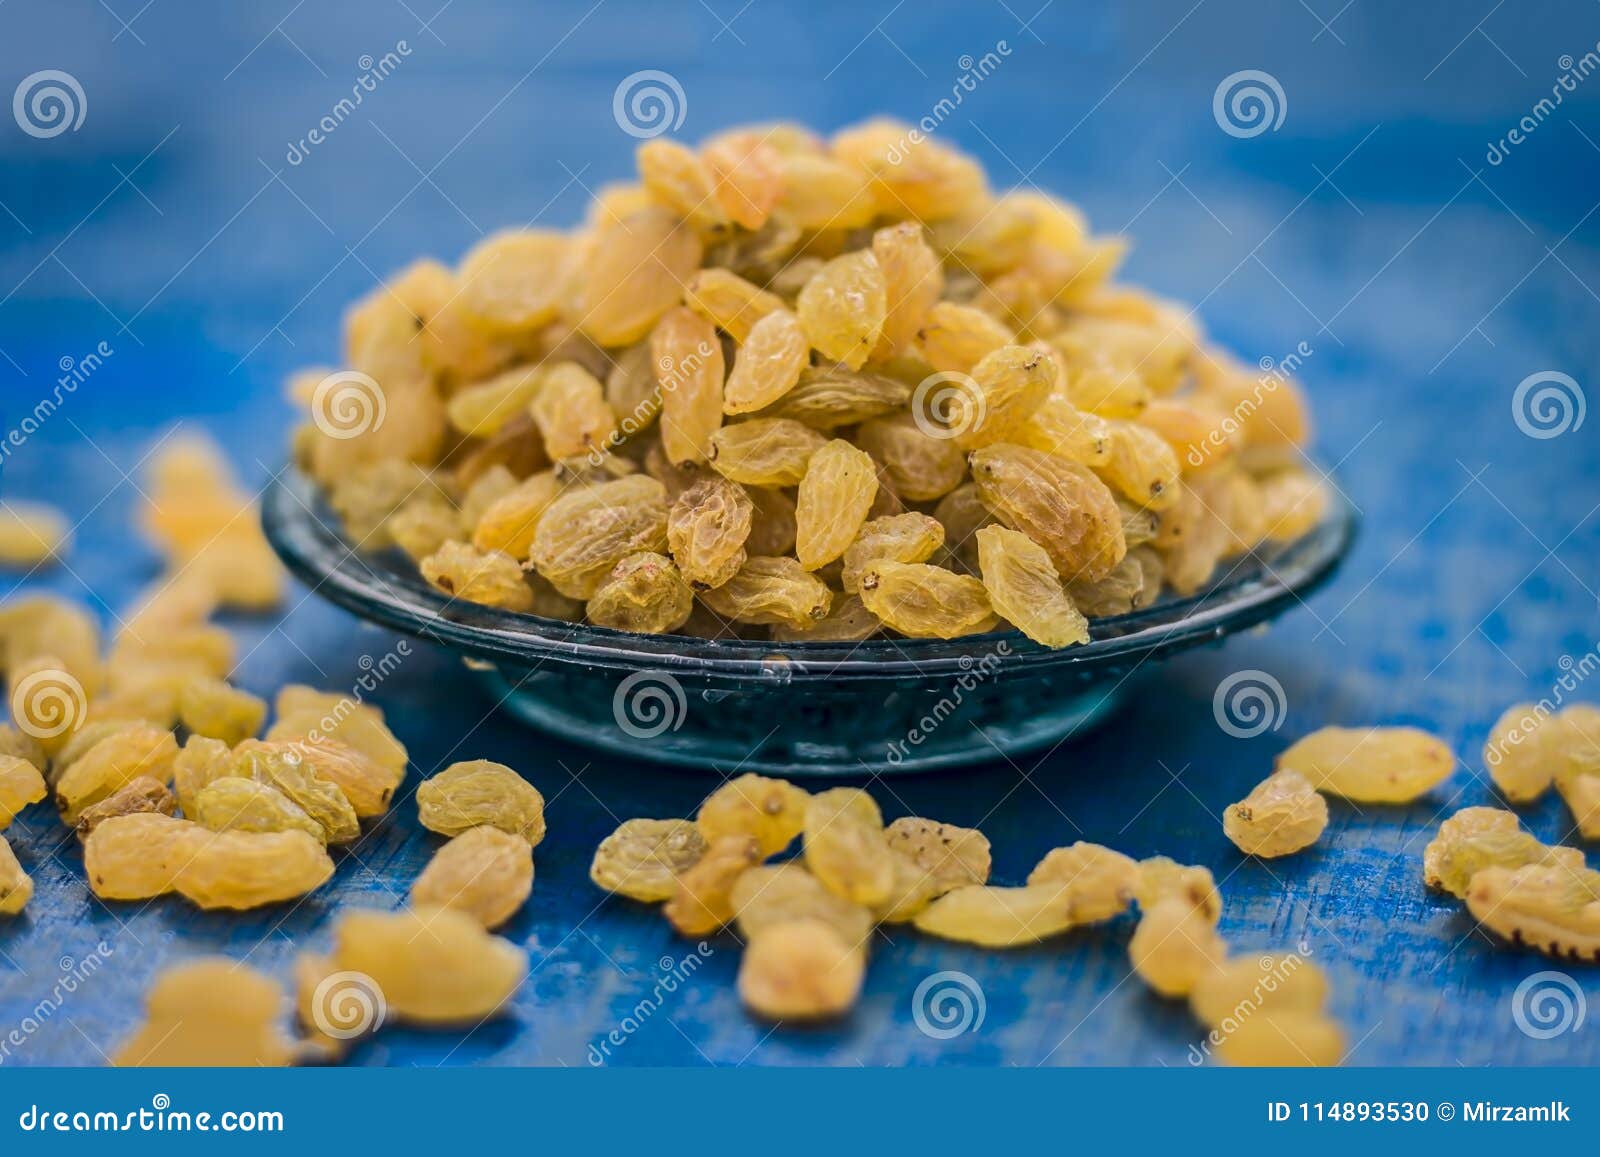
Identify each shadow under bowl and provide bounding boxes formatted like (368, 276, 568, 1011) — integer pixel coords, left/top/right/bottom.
(262, 469, 1355, 776)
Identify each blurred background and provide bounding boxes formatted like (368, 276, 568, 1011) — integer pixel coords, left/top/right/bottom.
(0, 0, 1596, 1066)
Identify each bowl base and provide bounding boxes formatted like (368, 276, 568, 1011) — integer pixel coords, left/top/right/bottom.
(467, 660, 1128, 776)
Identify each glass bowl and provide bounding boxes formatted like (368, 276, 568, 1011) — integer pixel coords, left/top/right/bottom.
(262, 469, 1355, 776)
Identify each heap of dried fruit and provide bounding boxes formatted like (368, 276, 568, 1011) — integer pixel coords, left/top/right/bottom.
(590, 776, 1342, 1063)
(288, 118, 1325, 649)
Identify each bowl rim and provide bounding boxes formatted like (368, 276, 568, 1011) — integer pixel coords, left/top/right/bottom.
(262, 466, 1357, 681)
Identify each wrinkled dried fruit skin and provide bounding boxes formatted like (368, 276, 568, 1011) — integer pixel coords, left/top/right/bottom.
(949, 345, 1056, 449)
(665, 834, 763, 935)
(193, 776, 326, 842)
(745, 486, 798, 557)
(1129, 896, 1228, 997)
(579, 208, 704, 347)
(667, 477, 754, 588)
(1216, 1012, 1346, 1067)
(55, 725, 179, 824)
(229, 741, 360, 845)
(976, 525, 1089, 648)
(871, 222, 944, 357)
(653, 307, 726, 464)
(1422, 806, 1583, 898)
(916, 301, 1013, 373)
(591, 818, 707, 902)
(731, 863, 874, 946)
(332, 906, 527, 1024)
(707, 419, 827, 487)
(803, 788, 895, 906)
(586, 551, 695, 633)
(114, 959, 293, 1067)
(770, 594, 880, 642)
(683, 268, 786, 341)
(0, 754, 47, 829)
(1027, 842, 1139, 924)
(177, 678, 267, 746)
(417, 760, 545, 846)
(754, 366, 912, 429)
(1467, 863, 1600, 961)
(274, 737, 400, 819)
(0, 725, 46, 773)
(471, 471, 561, 559)
(970, 443, 1127, 583)
(797, 251, 887, 370)
(0, 834, 31, 915)
(841, 513, 944, 594)
(412, 825, 534, 929)
(724, 310, 809, 414)
(858, 560, 997, 639)
(420, 541, 535, 612)
(530, 362, 618, 460)
(912, 882, 1077, 947)
(73, 775, 175, 838)
(883, 818, 992, 895)
(529, 474, 670, 598)
(1223, 770, 1329, 859)
(172, 735, 233, 817)
(739, 919, 866, 1021)
(855, 412, 968, 502)
(795, 440, 880, 570)
(697, 556, 831, 629)
(1189, 954, 1331, 1029)
(1069, 545, 1162, 617)
(1098, 420, 1181, 510)
(175, 828, 335, 910)
(1275, 726, 1455, 803)
(697, 773, 810, 856)
(1134, 857, 1222, 923)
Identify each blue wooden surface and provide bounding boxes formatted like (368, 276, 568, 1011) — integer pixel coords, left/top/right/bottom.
(1, 0, 1598, 1066)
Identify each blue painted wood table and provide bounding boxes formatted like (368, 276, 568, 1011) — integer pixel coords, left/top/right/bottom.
(0, 0, 1597, 1066)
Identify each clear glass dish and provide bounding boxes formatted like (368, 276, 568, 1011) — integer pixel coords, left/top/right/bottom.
(262, 469, 1355, 775)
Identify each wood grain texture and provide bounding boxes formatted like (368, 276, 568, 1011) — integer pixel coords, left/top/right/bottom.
(1, 0, 1598, 1067)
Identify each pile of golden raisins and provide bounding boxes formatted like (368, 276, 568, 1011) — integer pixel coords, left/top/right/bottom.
(591, 773, 1343, 1064)
(0, 438, 542, 1065)
(289, 118, 1326, 647)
